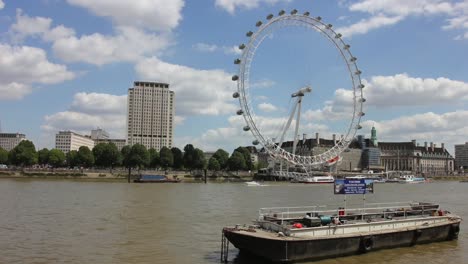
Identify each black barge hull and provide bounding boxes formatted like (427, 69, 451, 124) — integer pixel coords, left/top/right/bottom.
(223, 222, 460, 263)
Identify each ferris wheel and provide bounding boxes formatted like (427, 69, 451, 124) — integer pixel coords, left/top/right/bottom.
(231, 9, 365, 168)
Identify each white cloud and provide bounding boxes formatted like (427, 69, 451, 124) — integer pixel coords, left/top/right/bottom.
(0, 82, 32, 100)
(193, 42, 242, 55)
(340, 0, 468, 38)
(70, 92, 127, 115)
(215, 0, 292, 14)
(53, 26, 171, 65)
(364, 73, 468, 106)
(10, 10, 174, 66)
(251, 79, 276, 89)
(42, 111, 126, 139)
(336, 14, 403, 37)
(42, 93, 128, 140)
(66, 0, 184, 31)
(0, 0, 4, 9)
(193, 43, 218, 52)
(0, 44, 75, 100)
(363, 110, 468, 153)
(135, 57, 238, 116)
(258, 102, 278, 112)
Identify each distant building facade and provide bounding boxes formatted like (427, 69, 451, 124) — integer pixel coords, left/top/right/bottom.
(94, 139, 127, 151)
(127, 81, 175, 150)
(379, 140, 454, 176)
(455, 142, 468, 169)
(91, 128, 109, 140)
(0, 133, 26, 151)
(266, 133, 363, 172)
(55, 131, 95, 154)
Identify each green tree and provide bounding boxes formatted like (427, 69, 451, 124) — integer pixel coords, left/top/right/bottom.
(48, 149, 66, 167)
(93, 143, 121, 169)
(92, 143, 107, 167)
(208, 157, 220, 171)
(38, 148, 50, 165)
(77, 146, 94, 168)
(9, 140, 38, 167)
(183, 144, 195, 171)
(122, 144, 149, 183)
(234, 146, 253, 170)
(0, 147, 9, 165)
(193, 148, 206, 170)
(148, 148, 160, 168)
(160, 146, 174, 169)
(171, 147, 183, 169)
(228, 151, 247, 171)
(66, 150, 79, 167)
(212, 149, 229, 169)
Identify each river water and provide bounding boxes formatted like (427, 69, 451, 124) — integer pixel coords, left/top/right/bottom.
(0, 179, 466, 264)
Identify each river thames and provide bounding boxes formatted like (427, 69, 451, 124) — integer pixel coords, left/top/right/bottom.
(0, 179, 466, 264)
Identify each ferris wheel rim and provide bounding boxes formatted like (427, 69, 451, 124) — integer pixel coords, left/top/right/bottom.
(233, 10, 365, 166)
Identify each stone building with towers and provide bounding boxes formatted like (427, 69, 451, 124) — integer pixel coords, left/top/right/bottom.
(379, 140, 454, 176)
(126, 81, 175, 150)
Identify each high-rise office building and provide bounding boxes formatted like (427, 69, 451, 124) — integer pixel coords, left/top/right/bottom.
(455, 142, 468, 169)
(127, 81, 175, 150)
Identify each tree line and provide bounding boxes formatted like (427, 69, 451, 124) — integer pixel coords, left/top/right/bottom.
(0, 140, 261, 173)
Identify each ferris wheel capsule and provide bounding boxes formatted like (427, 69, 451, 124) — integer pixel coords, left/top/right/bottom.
(243, 126, 251, 131)
(253, 140, 260, 145)
(233, 92, 240, 98)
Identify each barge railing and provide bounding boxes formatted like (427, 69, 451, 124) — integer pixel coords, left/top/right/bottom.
(258, 201, 439, 223)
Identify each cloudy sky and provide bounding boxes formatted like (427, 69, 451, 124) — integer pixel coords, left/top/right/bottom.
(0, 0, 467, 155)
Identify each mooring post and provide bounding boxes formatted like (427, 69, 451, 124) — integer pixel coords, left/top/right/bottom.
(204, 169, 207, 184)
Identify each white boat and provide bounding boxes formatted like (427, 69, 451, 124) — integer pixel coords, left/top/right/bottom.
(345, 175, 386, 183)
(398, 175, 426, 183)
(297, 175, 334, 184)
(245, 181, 267, 186)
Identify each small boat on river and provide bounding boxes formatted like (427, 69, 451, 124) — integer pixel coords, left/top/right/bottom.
(222, 201, 461, 263)
(398, 175, 426, 183)
(133, 174, 180, 183)
(245, 181, 268, 187)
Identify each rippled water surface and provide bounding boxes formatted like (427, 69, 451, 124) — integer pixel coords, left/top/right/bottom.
(0, 179, 467, 264)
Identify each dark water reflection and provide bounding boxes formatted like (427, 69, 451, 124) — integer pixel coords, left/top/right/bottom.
(0, 179, 466, 264)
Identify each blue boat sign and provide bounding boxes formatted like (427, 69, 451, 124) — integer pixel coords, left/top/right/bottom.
(334, 179, 374, 194)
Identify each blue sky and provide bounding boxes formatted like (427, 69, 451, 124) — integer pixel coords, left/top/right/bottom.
(0, 0, 467, 155)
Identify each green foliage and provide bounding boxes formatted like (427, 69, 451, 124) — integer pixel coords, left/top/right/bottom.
(160, 146, 174, 169)
(38, 148, 50, 165)
(123, 144, 149, 169)
(9, 140, 38, 167)
(171, 147, 183, 169)
(77, 146, 94, 168)
(66, 150, 79, 167)
(0, 147, 8, 165)
(212, 149, 229, 169)
(93, 143, 121, 168)
(183, 144, 195, 170)
(234, 147, 253, 170)
(193, 148, 206, 170)
(208, 157, 220, 171)
(48, 149, 66, 167)
(121, 145, 131, 168)
(228, 151, 247, 171)
(148, 148, 160, 168)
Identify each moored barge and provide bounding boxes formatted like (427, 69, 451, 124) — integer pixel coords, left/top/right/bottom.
(222, 202, 461, 263)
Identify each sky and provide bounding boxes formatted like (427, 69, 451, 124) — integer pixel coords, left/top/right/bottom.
(0, 0, 467, 155)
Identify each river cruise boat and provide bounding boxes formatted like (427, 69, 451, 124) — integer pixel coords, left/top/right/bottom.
(221, 201, 461, 263)
(296, 175, 335, 184)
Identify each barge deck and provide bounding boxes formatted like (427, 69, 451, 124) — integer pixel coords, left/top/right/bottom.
(222, 202, 461, 263)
